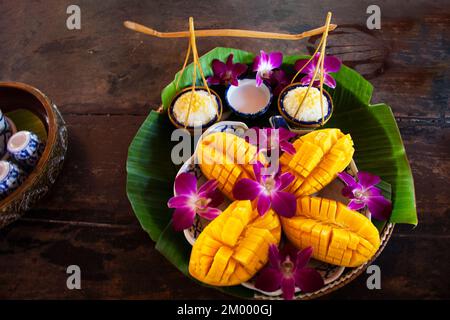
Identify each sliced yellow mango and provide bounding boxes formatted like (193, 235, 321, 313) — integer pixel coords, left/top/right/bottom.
(197, 132, 267, 199)
(280, 129, 354, 197)
(281, 196, 380, 267)
(189, 200, 281, 286)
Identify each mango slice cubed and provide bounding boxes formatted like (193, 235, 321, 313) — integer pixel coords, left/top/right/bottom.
(189, 200, 281, 286)
(280, 129, 354, 197)
(197, 132, 267, 199)
(281, 196, 380, 267)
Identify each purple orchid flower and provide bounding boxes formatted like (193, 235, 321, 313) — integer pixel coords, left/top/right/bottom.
(294, 53, 341, 88)
(268, 69, 291, 96)
(207, 54, 248, 86)
(253, 50, 283, 87)
(246, 127, 297, 155)
(168, 173, 223, 231)
(338, 171, 392, 221)
(255, 245, 324, 300)
(232, 161, 296, 217)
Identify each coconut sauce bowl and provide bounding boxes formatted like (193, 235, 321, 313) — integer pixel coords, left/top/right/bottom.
(225, 78, 272, 118)
(168, 86, 223, 132)
(278, 83, 334, 128)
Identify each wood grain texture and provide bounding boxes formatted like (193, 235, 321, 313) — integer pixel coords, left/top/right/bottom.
(0, 0, 448, 299)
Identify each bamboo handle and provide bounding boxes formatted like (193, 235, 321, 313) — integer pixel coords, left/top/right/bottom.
(123, 21, 337, 40)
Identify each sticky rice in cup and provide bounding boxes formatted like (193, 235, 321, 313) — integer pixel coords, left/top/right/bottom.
(168, 87, 222, 131)
(278, 84, 333, 127)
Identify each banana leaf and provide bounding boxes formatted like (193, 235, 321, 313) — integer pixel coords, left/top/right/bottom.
(126, 47, 416, 298)
(127, 111, 177, 241)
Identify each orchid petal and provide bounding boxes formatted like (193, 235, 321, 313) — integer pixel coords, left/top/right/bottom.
(278, 127, 297, 140)
(252, 55, 261, 72)
(253, 161, 264, 183)
(260, 50, 269, 64)
(279, 243, 298, 263)
(207, 189, 224, 208)
(271, 191, 296, 218)
(167, 195, 191, 208)
(296, 246, 313, 269)
(233, 178, 262, 200)
(225, 54, 234, 68)
(209, 54, 247, 86)
(280, 140, 296, 155)
(268, 52, 283, 69)
(270, 70, 290, 95)
(367, 196, 392, 221)
(295, 268, 324, 293)
(257, 193, 272, 216)
(255, 267, 283, 293)
(294, 58, 315, 74)
(323, 73, 337, 88)
(299, 73, 314, 86)
(207, 75, 222, 85)
(172, 207, 196, 231)
(323, 55, 342, 73)
(198, 179, 218, 196)
(197, 207, 221, 221)
(268, 244, 281, 268)
(279, 172, 295, 190)
(255, 73, 263, 86)
(232, 63, 248, 77)
(338, 172, 357, 186)
(357, 171, 381, 189)
(174, 173, 197, 195)
(269, 69, 287, 84)
(366, 186, 383, 197)
(211, 59, 227, 76)
(229, 77, 239, 86)
(342, 185, 357, 199)
(281, 276, 296, 300)
(347, 199, 366, 211)
(313, 53, 321, 64)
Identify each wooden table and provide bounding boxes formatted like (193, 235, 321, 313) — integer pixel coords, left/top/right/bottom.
(0, 0, 448, 299)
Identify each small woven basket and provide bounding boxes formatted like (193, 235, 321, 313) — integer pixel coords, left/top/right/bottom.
(0, 82, 68, 228)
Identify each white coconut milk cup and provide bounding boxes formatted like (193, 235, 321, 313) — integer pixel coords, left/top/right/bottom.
(225, 78, 273, 118)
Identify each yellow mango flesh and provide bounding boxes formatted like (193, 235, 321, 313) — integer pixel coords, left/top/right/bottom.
(280, 129, 354, 197)
(196, 132, 267, 200)
(189, 200, 281, 286)
(281, 196, 380, 267)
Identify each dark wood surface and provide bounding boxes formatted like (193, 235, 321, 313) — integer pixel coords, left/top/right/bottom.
(0, 0, 448, 299)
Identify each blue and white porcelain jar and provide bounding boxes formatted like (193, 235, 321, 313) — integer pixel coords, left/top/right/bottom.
(0, 110, 13, 158)
(7, 131, 45, 170)
(0, 160, 25, 198)
(0, 110, 10, 133)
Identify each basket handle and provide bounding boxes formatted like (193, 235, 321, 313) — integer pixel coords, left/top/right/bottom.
(124, 21, 337, 41)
